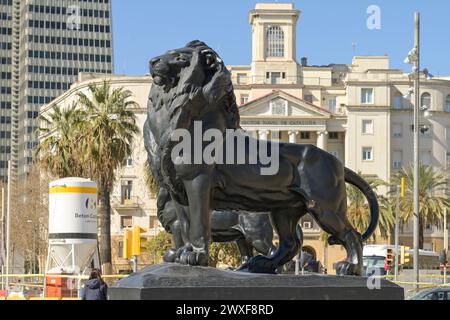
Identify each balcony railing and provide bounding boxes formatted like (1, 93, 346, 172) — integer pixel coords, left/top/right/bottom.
(233, 76, 341, 87)
(112, 196, 142, 210)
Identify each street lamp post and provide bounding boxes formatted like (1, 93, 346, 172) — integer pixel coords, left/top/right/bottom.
(404, 12, 422, 289)
(5, 161, 11, 290)
(394, 185, 400, 282)
(412, 12, 421, 289)
(444, 208, 448, 285)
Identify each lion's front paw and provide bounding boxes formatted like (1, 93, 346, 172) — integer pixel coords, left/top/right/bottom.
(336, 261, 361, 276)
(163, 249, 178, 263)
(178, 247, 209, 267)
(175, 244, 193, 263)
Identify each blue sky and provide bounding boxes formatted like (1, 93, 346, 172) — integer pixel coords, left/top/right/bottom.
(112, 0, 450, 76)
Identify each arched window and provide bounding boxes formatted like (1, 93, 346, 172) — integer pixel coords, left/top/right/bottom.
(445, 95, 450, 112)
(421, 93, 431, 109)
(266, 26, 285, 58)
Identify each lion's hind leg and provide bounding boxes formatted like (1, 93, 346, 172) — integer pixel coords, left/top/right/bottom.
(246, 208, 305, 274)
(311, 208, 363, 276)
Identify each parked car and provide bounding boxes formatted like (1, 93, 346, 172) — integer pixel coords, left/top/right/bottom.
(409, 288, 450, 300)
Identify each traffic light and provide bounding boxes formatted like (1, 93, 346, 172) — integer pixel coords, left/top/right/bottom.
(401, 177, 406, 198)
(122, 228, 132, 259)
(132, 226, 148, 256)
(401, 246, 411, 265)
(386, 249, 394, 268)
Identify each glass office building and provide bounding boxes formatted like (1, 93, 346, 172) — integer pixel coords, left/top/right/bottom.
(0, 0, 113, 181)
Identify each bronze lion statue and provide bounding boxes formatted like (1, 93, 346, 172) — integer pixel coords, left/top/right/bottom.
(144, 40, 379, 275)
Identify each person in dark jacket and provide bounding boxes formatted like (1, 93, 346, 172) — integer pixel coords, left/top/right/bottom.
(82, 269, 108, 301)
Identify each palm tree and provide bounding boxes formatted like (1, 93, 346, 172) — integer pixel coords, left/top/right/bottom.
(392, 164, 450, 249)
(320, 175, 394, 245)
(346, 176, 394, 242)
(35, 104, 86, 178)
(76, 81, 138, 274)
(144, 161, 160, 197)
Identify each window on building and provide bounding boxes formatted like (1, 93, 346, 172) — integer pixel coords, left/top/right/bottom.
(125, 156, 133, 167)
(361, 89, 374, 104)
(304, 94, 314, 104)
(121, 216, 133, 230)
(271, 131, 281, 141)
(447, 127, 450, 141)
(240, 94, 249, 106)
(393, 124, 403, 138)
(150, 216, 159, 229)
(270, 72, 282, 84)
(237, 73, 247, 85)
(446, 180, 450, 197)
(328, 97, 337, 113)
(362, 147, 374, 161)
(420, 151, 432, 166)
(329, 151, 339, 159)
(447, 153, 450, 171)
(393, 151, 403, 170)
(121, 180, 133, 202)
(329, 132, 339, 140)
(362, 120, 374, 134)
(266, 26, 285, 58)
(445, 95, 450, 112)
(421, 93, 431, 109)
(118, 241, 124, 258)
(393, 95, 404, 109)
(300, 132, 311, 140)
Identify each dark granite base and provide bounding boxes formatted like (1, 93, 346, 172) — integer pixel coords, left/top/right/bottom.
(109, 263, 404, 300)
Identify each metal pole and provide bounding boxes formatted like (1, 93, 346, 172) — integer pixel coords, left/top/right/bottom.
(394, 186, 400, 282)
(1, 265, 3, 291)
(413, 12, 421, 289)
(5, 161, 11, 290)
(444, 208, 448, 285)
(132, 256, 138, 273)
(1, 189, 4, 277)
(32, 228, 36, 275)
(295, 254, 299, 276)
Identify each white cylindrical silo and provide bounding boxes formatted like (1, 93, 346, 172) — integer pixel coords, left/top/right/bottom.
(48, 178, 99, 273)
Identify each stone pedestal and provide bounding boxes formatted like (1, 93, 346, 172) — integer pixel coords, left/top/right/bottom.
(109, 264, 404, 301)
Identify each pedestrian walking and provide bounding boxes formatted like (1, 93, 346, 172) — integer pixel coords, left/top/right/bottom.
(82, 269, 108, 301)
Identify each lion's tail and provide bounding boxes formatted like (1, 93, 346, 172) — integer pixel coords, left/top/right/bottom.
(344, 168, 380, 241)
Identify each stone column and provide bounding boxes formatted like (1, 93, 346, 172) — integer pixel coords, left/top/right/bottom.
(259, 130, 270, 141)
(288, 131, 298, 144)
(317, 131, 329, 151)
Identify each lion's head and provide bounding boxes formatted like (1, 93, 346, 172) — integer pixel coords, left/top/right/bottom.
(150, 40, 222, 91)
(148, 40, 240, 129)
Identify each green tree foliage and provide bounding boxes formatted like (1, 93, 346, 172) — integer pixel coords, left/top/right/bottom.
(321, 174, 394, 244)
(146, 231, 173, 264)
(144, 161, 160, 196)
(36, 81, 139, 274)
(35, 104, 86, 178)
(209, 242, 241, 268)
(392, 164, 450, 249)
